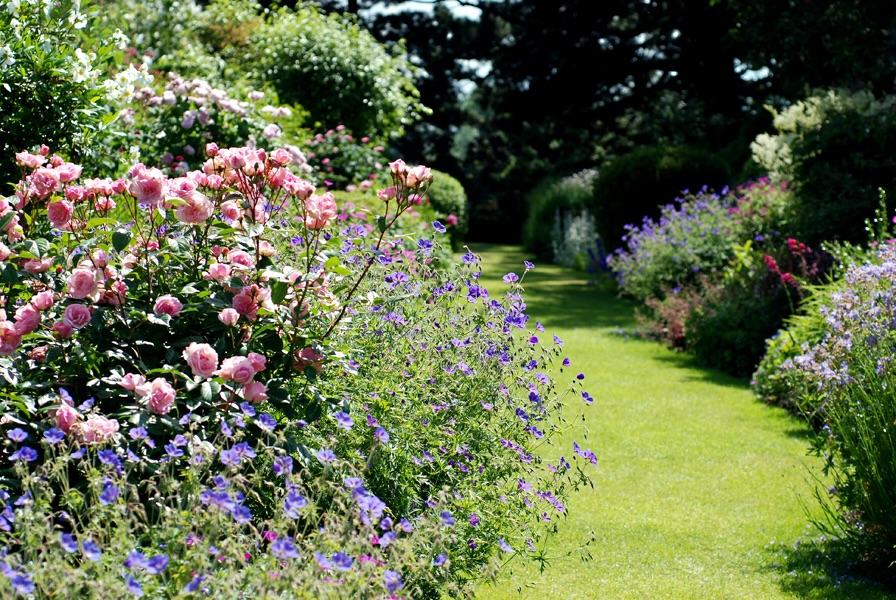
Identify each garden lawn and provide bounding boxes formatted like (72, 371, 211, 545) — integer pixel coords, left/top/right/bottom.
(473, 244, 892, 600)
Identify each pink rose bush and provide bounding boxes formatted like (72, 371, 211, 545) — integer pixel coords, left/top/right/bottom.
(0, 143, 432, 458)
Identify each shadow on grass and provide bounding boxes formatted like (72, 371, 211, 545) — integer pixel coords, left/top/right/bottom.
(765, 537, 896, 600)
(649, 350, 752, 391)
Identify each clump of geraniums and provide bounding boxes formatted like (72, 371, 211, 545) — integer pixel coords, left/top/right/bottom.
(0, 175, 595, 595)
(0, 144, 430, 471)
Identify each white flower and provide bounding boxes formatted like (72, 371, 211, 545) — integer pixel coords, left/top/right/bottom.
(0, 45, 14, 69)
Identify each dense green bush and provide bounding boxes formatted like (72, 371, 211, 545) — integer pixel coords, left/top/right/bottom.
(248, 4, 424, 139)
(426, 169, 468, 250)
(523, 169, 597, 261)
(590, 146, 730, 249)
(306, 126, 386, 190)
(752, 90, 896, 244)
(0, 0, 112, 188)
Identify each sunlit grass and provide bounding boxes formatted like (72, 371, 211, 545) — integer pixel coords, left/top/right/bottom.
(472, 244, 892, 600)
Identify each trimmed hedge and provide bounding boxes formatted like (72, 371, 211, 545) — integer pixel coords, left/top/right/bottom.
(523, 169, 597, 261)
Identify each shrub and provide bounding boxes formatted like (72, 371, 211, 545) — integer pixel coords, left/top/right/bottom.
(591, 146, 730, 249)
(0, 146, 595, 595)
(788, 245, 896, 575)
(687, 237, 832, 377)
(426, 169, 469, 250)
(0, 0, 111, 188)
(92, 66, 306, 176)
(609, 180, 792, 303)
(248, 5, 424, 138)
(523, 169, 598, 261)
(306, 125, 386, 191)
(751, 90, 896, 244)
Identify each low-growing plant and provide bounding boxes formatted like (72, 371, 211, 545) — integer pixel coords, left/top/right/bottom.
(550, 210, 603, 272)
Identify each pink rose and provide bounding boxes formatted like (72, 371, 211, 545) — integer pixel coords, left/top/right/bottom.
(220, 200, 241, 221)
(29, 168, 61, 199)
(67, 267, 98, 300)
(445, 213, 459, 226)
(0, 321, 21, 355)
(47, 200, 74, 228)
(78, 415, 119, 444)
(405, 165, 432, 188)
(183, 342, 219, 378)
(56, 162, 83, 184)
(120, 372, 147, 392)
(175, 192, 214, 224)
(23, 259, 52, 274)
(13, 304, 40, 334)
(229, 250, 254, 268)
(55, 402, 80, 433)
(0, 244, 10, 261)
(304, 193, 337, 230)
(284, 178, 314, 200)
(216, 356, 256, 385)
(31, 291, 54, 311)
(294, 347, 324, 374)
(63, 303, 92, 329)
(232, 290, 257, 321)
(127, 164, 167, 207)
(146, 377, 176, 415)
(94, 196, 116, 212)
(388, 159, 407, 184)
(15, 151, 45, 169)
(218, 308, 240, 326)
(51, 321, 74, 339)
(206, 263, 231, 282)
(153, 295, 183, 317)
(271, 148, 292, 166)
(247, 352, 267, 373)
(243, 380, 268, 404)
(206, 143, 219, 157)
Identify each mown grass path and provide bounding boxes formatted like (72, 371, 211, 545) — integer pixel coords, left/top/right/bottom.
(473, 245, 891, 600)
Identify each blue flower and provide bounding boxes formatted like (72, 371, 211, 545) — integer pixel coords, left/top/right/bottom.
(99, 479, 120, 505)
(383, 570, 404, 593)
(433, 553, 447, 566)
(315, 448, 336, 463)
(129, 427, 148, 441)
(43, 428, 65, 444)
(9, 571, 34, 595)
(439, 510, 455, 527)
(374, 427, 389, 444)
(184, 574, 206, 593)
(257, 413, 276, 431)
(83, 539, 102, 561)
(239, 402, 256, 416)
(60, 532, 78, 553)
(431, 220, 446, 233)
(523, 260, 535, 270)
(331, 552, 353, 571)
(125, 576, 143, 597)
(164, 443, 184, 459)
(272, 455, 293, 477)
(498, 538, 514, 553)
(9, 446, 37, 462)
(283, 489, 308, 519)
(271, 537, 300, 560)
(502, 272, 519, 284)
(6, 428, 27, 442)
(334, 411, 353, 430)
(146, 554, 168, 575)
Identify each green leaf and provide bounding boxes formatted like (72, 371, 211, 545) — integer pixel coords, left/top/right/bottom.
(86, 217, 117, 229)
(0, 213, 15, 233)
(270, 280, 289, 305)
(34, 237, 50, 257)
(377, 216, 387, 233)
(112, 230, 131, 252)
(200, 381, 212, 402)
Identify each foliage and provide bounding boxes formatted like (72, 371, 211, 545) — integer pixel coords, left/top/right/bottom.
(425, 169, 468, 250)
(523, 169, 598, 261)
(788, 246, 896, 577)
(550, 210, 603, 272)
(248, 4, 424, 139)
(686, 237, 831, 377)
(0, 0, 112, 189)
(591, 146, 730, 249)
(751, 90, 896, 244)
(305, 125, 385, 191)
(91, 66, 306, 176)
(609, 179, 792, 303)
